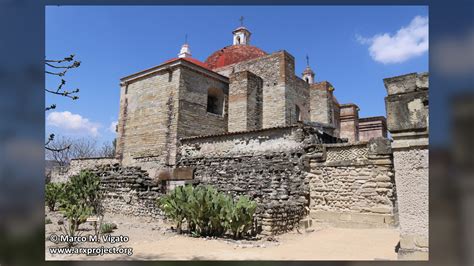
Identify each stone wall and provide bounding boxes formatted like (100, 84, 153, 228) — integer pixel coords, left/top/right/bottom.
(358, 116, 388, 142)
(309, 81, 334, 125)
(177, 124, 339, 234)
(116, 67, 182, 167)
(177, 66, 229, 137)
(89, 164, 163, 218)
(215, 51, 287, 128)
(287, 74, 311, 124)
(50, 157, 119, 183)
(117, 60, 230, 176)
(228, 70, 263, 132)
(306, 138, 396, 228)
(339, 103, 360, 142)
(384, 72, 429, 260)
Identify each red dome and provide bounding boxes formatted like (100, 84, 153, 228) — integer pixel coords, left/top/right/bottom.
(205, 45, 267, 70)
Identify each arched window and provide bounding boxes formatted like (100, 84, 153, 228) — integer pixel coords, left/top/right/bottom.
(236, 36, 241, 44)
(207, 87, 224, 115)
(295, 105, 302, 122)
(305, 77, 309, 83)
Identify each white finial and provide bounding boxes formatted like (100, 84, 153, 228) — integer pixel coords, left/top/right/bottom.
(178, 35, 191, 58)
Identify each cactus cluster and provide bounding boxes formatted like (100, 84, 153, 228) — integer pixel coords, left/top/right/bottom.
(158, 185, 257, 239)
(45, 182, 65, 211)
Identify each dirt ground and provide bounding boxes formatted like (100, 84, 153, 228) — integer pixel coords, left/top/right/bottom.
(45, 210, 400, 261)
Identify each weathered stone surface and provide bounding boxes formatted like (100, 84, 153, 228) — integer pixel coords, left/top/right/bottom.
(358, 116, 387, 142)
(176, 124, 336, 235)
(384, 72, 429, 260)
(308, 141, 396, 225)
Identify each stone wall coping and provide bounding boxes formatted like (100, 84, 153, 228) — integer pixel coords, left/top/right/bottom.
(180, 124, 300, 142)
(323, 141, 369, 148)
(383, 72, 428, 96)
(71, 157, 117, 161)
(339, 103, 359, 109)
(359, 116, 386, 123)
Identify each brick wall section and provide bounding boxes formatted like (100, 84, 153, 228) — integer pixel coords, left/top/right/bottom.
(306, 138, 396, 227)
(358, 116, 388, 142)
(339, 103, 360, 142)
(177, 124, 339, 235)
(228, 70, 263, 132)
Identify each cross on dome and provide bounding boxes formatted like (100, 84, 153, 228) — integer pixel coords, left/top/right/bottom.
(178, 34, 192, 58)
(233, 17, 251, 45)
(303, 54, 315, 84)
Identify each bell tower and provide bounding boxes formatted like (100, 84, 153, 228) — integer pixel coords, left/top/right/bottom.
(178, 34, 192, 58)
(233, 16, 251, 45)
(302, 55, 315, 84)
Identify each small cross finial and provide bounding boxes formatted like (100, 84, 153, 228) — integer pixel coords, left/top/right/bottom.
(185, 34, 188, 44)
(239, 16, 244, 26)
(306, 55, 311, 67)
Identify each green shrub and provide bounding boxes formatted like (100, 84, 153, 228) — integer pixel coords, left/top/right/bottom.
(59, 170, 103, 238)
(100, 223, 116, 234)
(157, 185, 257, 239)
(45, 217, 52, 224)
(45, 182, 65, 211)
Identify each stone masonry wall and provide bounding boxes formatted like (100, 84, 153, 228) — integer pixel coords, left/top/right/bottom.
(339, 103, 360, 142)
(177, 66, 229, 137)
(116, 68, 181, 168)
(288, 75, 311, 124)
(307, 139, 396, 227)
(50, 157, 119, 183)
(358, 116, 387, 142)
(177, 124, 337, 235)
(215, 51, 292, 128)
(309, 81, 333, 125)
(228, 70, 263, 132)
(384, 72, 429, 259)
(89, 164, 163, 218)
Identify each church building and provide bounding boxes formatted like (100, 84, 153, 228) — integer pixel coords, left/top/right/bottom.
(115, 21, 387, 170)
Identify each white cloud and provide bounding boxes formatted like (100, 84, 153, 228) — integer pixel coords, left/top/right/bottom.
(46, 111, 100, 137)
(357, 16, 429, 64)
(109, 121, 118, 134)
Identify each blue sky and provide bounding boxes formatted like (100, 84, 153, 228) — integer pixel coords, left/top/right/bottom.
(46, 6, 428, 144)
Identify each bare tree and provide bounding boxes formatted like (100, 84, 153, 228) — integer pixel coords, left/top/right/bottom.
(97, 139, 116, 158)
(45, 136, 74, 166)
(46, 137, 99, 165)
(45, 55, 81, 152)
(70, 138, 98, 159)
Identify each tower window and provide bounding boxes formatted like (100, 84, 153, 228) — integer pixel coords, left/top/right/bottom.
(207, 87, 224, 115)
(236, 36, 241, 44)
(295, 105, 302, 122)
(305, 77, 309, 83)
